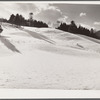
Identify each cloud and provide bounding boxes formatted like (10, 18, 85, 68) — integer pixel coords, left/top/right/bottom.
(0, 3, 38, 19)
(0, 3, 63, 22)
(57, 15, 68, 23)
(33, 3, 64, 23)
(94, 22, 100, 25)
(33, 3, 62, 15)
(34, 7, 63, 23)
(80, 12, 86, 17)
(0, 3, 67, 24)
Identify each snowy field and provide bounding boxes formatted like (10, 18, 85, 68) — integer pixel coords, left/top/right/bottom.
(0, 22, 100, 90)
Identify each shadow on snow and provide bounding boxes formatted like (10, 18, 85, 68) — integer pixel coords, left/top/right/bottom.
(23, 29, 56, 45)
(0, 36, 21, 53)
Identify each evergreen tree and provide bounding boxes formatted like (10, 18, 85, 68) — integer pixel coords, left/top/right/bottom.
(14, 14, 21, 26)
(68, 20, 77, 33)
(57, 23, 69, 31)
(9, 14, 15, 24)
(8, 13, 48, 28)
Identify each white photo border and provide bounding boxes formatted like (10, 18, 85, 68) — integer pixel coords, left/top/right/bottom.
(0, 1, 100, 99)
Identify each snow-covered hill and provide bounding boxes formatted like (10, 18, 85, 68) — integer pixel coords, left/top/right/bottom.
(0, 22, 100, 90)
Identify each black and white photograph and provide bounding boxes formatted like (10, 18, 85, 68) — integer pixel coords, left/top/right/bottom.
(0, 1, 100, 91)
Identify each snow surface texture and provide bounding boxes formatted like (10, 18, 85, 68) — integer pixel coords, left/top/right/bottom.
(0, 23, 100, 90)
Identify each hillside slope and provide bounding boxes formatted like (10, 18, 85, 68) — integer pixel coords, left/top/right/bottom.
(0, 23, 100, 89)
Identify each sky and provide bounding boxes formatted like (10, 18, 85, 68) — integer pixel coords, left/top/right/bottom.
(0, 3, 100, 30)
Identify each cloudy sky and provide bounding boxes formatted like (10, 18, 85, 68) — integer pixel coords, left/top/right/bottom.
(1, 3, 100, 30)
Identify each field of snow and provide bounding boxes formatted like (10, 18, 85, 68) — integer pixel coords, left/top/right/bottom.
(0, 22, 100, 90)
